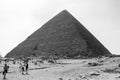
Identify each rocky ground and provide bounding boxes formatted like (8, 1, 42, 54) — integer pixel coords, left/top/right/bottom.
(0, 57, 120, 80)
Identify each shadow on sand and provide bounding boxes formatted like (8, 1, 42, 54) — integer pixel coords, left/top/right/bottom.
(29, 67, 50, 70)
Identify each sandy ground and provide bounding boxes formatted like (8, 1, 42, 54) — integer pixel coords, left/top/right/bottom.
(0, 57, 120, 80)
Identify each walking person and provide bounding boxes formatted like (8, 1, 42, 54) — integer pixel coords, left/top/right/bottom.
(19, 63, 24, 75)
(25, 62, 29, 74)
(3, 63, 9, 79)
(24, 59, 29, 75)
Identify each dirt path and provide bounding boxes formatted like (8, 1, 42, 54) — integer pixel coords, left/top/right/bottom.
(0, 58, 120, 80)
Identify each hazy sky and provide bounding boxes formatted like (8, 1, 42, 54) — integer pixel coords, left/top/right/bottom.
(0, 0, 120, 57)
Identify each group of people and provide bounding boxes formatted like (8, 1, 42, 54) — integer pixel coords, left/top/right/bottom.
(19, 61, 29, 75)
(2, 59, 29, 79)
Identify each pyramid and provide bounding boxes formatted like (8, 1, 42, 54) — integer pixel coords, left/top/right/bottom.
(5, 10, 111, 58)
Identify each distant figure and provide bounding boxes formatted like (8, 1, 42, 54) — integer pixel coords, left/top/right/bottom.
(25, 62, 29, 74)
(19, 63, 24, 75)
(24, 59, 29, 74)
(3, 64, 9, 79)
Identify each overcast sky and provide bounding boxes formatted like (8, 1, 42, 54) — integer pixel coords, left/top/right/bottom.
(0, 0, 120, 57)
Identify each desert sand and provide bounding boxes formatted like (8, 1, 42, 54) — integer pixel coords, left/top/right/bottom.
(0, 57, 120, 80)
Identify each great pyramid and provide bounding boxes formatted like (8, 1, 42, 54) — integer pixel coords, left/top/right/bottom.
(5, 10, 111, 58)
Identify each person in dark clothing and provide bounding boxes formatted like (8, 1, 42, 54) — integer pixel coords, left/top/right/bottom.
(25, 63, 29, 74)
(21, 66, 24, 75)
(3, 64, 9, 79)
(24, 59, 29, 74)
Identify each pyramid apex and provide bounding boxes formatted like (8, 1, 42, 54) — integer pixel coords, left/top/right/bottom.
(62, 9, 69, 12)
(60, 9, 70, 14)
(51, 9, 74, 21)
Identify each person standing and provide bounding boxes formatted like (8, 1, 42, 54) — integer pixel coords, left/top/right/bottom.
(19, 63, 24, 75)
(25, 62, 29, 74)
(24, 59, 29, 74)
(3, 63, 9, 79)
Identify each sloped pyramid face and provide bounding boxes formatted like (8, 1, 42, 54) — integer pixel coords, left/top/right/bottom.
(5, 10, 111, 58)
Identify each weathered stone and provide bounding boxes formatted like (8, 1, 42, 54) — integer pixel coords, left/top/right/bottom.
(5, 10, 111, 58)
